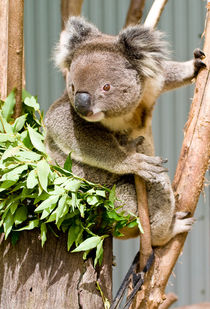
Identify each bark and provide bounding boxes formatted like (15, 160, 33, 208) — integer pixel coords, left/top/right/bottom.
(0, 231, 112, 309)
(61, 0, 84, 29)
(0, 0, 24, 118)
(125, 0, 146, 27)
(132, 3, 210, 308)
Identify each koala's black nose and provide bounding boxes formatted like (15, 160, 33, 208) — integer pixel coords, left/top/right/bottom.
(75, 92, 91, 116)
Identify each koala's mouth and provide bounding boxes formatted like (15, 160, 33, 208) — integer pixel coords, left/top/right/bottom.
(83, 111, 105, 122)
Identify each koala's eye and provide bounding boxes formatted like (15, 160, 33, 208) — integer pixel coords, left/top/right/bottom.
(103, 84, 111, 92)
(71, 84, 75, 93)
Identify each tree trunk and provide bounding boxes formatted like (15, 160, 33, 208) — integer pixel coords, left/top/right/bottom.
(0, 0, 24, 118)
(0, 231, 112, 309)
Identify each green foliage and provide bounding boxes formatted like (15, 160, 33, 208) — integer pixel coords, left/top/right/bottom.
(0, 91, 141, 266)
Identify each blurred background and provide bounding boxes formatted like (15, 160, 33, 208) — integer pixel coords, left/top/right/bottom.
(24, 0, 209, 307)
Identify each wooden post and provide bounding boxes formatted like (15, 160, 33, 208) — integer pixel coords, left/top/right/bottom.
(0, 0, 24, 118)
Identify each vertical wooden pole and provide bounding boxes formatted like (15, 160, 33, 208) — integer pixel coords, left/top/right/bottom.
(0, 0, 24, 118)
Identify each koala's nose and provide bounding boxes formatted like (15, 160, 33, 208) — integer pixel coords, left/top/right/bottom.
(75, 92, 91, 116)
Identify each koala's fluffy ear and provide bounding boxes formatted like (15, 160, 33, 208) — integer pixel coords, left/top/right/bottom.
(54, 17, 100, 71)
(118, 25, 169, 78)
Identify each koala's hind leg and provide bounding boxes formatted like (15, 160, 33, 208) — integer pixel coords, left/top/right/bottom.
(171, 211, 195, 237)
(147, 173, 194, 246)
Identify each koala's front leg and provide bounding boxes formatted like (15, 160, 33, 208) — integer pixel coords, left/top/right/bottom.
(162, 49, 206, 92)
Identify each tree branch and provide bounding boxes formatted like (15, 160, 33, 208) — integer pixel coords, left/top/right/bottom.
(124, 0, 146, 27)
(144, 0, 168, 28)
(132, 2, 210, 308)
(61, 0, 84, 30)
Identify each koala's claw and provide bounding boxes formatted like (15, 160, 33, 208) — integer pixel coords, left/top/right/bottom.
(194, 48, 205, 59)
(193, 49, 206, 76)
(135, 154, 168, 182)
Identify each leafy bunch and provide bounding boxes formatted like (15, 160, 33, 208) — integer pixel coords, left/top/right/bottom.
(0, 91, 141, 266)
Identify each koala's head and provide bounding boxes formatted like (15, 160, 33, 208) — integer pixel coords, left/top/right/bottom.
(54, 17, 168, 123)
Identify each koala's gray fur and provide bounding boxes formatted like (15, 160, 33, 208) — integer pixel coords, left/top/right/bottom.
(45, 17, 205, 246)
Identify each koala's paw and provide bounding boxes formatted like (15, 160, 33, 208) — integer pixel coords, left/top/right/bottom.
(172, 211, 195, 236)
(193, 48, 206, 76)
(134, 154, 168, 182)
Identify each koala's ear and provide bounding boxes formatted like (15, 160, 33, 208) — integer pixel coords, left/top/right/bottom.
(118, 25, 169, 78)
(54, 17, 100, 71)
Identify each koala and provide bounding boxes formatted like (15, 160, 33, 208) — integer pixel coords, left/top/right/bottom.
(45, 17, 206, 246)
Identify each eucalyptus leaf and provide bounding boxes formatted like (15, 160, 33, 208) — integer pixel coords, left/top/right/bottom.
(15, 219, 39, 231)
(96, 190, 106, 198)
(28, 126, 45, 153)
(13, 114, 27, 132)
(35, 195, 60, 212)
(0, 180, 16, 192)
(16, 150, 41, 162)
(37, 159, 50, 191)
(67, 225, 80, 251)
(41, 223, 47, 247)
(2, 91, 16, 121)
(64, 153, 72, 171)
(109, 185, 116, 204)
(1, 146, 19, 161)
(1, 165, 28, 182)
(3, 211, 14, 239)
(64, 179, 81, 192)
(94, 239, 104, 267)
(72, 236, 102, 252)
(14, 206, 28, 225)
(26, 169, 38, 189)
(22, 89, 32, 101)
(0, 133, 16, 143)
(24, 96, 40, 111)
(87, 195, 99, 206)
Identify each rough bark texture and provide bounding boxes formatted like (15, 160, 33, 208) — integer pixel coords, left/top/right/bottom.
(61, 0, 84, 29)
(0, 0, 24, 118)
(125, 0, 146, 27)
(132, 3, 210, 308)
(0, 231, 112, 309)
